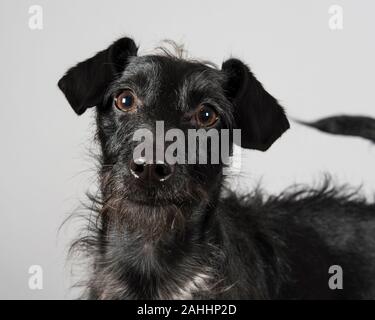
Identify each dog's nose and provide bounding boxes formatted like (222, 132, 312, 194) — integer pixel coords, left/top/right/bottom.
(129, 159, 174, 182)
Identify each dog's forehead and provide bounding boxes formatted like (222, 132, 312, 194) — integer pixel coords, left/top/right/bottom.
(123, 55, 223, 89)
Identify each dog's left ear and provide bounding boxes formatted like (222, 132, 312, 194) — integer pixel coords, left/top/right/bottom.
(58, 37, 138, 115)
(222, 58, 290, 151)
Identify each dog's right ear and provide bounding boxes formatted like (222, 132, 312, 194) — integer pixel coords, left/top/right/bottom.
(58, 37, 138, 115)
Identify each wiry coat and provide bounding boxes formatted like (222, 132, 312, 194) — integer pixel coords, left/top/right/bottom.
(59, 37, 375, 299)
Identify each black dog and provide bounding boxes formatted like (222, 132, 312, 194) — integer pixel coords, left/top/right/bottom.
(58, 37, 375, 299)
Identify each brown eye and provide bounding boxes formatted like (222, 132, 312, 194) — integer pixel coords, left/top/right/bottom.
(195, 105, 219, 127)
(114, 90, 137, 112)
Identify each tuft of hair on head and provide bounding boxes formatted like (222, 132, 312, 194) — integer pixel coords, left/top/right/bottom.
(141, 39, 218, 69)
(155, 39, 188, 60)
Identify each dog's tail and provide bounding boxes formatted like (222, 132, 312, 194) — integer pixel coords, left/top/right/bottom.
(294, 115, 375, 143)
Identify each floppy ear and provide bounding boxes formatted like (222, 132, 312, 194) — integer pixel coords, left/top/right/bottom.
(222, 58, 290, 151)
(58, 37, 138, 115)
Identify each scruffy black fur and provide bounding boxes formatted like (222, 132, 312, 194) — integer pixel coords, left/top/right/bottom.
(58, 37, 375, 299)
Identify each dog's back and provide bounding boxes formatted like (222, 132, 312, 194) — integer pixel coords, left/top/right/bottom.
(218, 182, 375, 299)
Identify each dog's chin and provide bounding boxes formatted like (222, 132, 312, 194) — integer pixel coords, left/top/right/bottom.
(112, 195, 191, 241)
(103, 179, 210, 239)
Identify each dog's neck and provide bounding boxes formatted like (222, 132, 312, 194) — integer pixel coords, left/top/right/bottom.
(89, 184, 225, 299)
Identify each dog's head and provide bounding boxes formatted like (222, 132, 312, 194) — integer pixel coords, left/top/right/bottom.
(58, 37, 289, 237)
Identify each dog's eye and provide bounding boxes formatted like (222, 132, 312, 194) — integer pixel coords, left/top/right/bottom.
(195, 105, 219, 127)
(114, 90, 137, 112)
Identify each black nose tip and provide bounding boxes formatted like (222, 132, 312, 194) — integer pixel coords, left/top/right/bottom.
(129, 159, 174, 182)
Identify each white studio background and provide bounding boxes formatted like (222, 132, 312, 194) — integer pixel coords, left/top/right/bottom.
(0, 0, 374, 299)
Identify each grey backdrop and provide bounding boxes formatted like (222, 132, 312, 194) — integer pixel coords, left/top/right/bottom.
(0, 0, 374, 299)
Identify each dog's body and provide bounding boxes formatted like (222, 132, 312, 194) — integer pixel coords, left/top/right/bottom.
(80, 185, 375, 300)
(59, 37, 375, 299)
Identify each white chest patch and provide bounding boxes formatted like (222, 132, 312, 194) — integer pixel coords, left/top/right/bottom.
(168, 272, 212, 300)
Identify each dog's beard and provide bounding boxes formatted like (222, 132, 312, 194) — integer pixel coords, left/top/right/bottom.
(102, 196, 186, 240)
(99, 170, 210, 241)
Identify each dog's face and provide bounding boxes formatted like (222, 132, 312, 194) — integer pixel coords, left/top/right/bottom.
(96, 55, 233, 206)
(58, 37, 289, 237)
